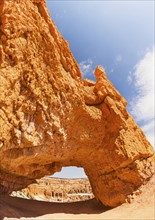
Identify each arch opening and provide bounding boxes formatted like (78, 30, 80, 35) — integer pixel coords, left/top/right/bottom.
(52, 166, 86, 179)
(11, 166, 94, 203)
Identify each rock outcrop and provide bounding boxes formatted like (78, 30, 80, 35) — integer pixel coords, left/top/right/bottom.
(0, 0, 154, 207)
(11, 177, 94, 202)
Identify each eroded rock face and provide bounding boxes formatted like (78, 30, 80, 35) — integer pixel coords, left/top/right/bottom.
(0, 0, 154, 207)
(11, 177, 94, 202)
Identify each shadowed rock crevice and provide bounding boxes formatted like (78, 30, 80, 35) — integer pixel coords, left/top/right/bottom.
(0, 0, 154, 208)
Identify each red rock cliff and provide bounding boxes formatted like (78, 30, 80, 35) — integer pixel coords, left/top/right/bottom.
(0, 0, 154, 207)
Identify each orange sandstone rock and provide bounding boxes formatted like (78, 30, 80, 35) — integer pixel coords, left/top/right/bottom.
(0, 0, 154, 207)
(11, 177, 94, 202)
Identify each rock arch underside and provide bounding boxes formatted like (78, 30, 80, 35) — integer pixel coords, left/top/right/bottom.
(0, 0, 154, 207)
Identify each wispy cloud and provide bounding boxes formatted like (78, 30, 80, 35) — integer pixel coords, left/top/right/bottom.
(115, 54, 123, 64)
(109, 68, 114, 74)
(128, 47, 154, 146)
(127, 71, 132, 84)
(79, 59, 93, 77)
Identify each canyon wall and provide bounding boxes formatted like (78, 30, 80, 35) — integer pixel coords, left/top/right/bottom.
(11, 177, 94, 202)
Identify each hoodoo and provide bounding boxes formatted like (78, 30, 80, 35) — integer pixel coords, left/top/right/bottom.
(0, 0, 154, 207)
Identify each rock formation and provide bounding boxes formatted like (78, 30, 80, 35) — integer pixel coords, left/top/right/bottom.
(11, 177, 94, 202)
(0, 0, 154, 207)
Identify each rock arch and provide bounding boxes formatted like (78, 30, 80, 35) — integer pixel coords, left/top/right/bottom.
(0, 0, 154, 207)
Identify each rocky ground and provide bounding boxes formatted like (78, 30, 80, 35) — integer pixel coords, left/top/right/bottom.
(0, 174, 154, 220)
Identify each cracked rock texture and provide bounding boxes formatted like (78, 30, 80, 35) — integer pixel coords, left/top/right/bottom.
(0, 0, 154, 207)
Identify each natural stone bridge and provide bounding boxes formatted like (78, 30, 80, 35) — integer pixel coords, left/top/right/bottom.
(0, 0, 154, 207)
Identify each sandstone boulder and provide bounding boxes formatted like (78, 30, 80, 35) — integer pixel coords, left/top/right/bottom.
(0, 0, 154, 207)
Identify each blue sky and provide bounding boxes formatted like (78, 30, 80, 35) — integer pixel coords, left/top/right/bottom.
(46, 0, 154, 178)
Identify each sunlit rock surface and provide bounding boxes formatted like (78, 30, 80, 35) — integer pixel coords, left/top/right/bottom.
(0, 0, 154, 207)
(11, 177, 94, 202)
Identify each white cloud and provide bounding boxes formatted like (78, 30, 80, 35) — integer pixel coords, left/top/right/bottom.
(141, 120, 154, 146)
(115, 54, 123, 64)
(79, 59, 93, 77)
(110, 68, 114, 74)
(127, 72, 132, 84)
(141, 121, 154, 134)
(129, 47, 154, 146)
